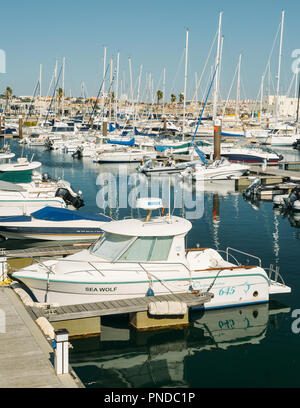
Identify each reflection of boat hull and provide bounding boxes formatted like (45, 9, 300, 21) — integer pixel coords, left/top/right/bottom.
(69, 302, 290, 388)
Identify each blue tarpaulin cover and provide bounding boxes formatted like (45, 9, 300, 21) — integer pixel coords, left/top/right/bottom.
(107, 137, 135, 146)
(31, 207, 112, 222)
(0, 207, 112, 223)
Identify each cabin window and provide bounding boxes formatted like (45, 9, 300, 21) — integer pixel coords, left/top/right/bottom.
(89, 232, 133, 261)
(118, 236, 173, 262)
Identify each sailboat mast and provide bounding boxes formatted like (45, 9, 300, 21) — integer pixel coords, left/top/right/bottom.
(183, 28, 189, 141)
(235, 53, 242, 122)
(212, 11, 223, 121)
(275, 10, 285, 122)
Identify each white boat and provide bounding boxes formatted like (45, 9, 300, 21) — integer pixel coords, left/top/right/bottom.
(95, 148, 156, 163)
(0, 157, 42, 183)
(0, 171, 84, 213)
(136, 157, 189, 175)
(12, 198, 290, 306)
(180, 157, 249, 181)
(0, 206, 111, 240)
(219, 146, 283, 164)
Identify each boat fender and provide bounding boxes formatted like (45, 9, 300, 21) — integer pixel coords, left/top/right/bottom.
(148, 301, 187, 316)
(35, 317, 55, 339)
(12, 286, 35, 307)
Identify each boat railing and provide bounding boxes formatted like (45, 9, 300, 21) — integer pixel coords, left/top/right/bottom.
(225, 247, 262, 267)
(265, 264, 286, 286)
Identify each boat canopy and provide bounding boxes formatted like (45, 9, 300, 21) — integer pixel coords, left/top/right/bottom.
(100, 215, 192, 237)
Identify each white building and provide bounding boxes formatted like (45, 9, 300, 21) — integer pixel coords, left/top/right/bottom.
(263, 95, 299, 117)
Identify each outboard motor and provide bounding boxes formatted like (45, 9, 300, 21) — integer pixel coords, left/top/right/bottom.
(42, 173, 52, 182)
(243, 178, 261, 198)
(283, 186, 300, 209)
(55, 188, 84, 209)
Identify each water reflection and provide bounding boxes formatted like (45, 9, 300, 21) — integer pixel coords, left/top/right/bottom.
(69, 301, 290, 388)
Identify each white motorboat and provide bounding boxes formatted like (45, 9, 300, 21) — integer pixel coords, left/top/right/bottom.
(136, 157, 189, 175)
(0, 171, 84, 213)
(0, 206, 111, 240)
(219, 146, 283, 164)
(180, 157, 249, 181)
(94, 148, 156, 163)
(12, 198, 290, 306)
(0, 157, 42, 183)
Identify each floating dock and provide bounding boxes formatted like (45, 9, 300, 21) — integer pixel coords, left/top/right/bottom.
(28, 291, 213, 337)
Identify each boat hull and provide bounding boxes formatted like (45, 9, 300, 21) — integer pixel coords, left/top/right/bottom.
(13, 266, 289, 308)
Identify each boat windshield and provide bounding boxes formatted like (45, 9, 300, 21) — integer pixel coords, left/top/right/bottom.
(89, 232, 133, 261)
(90, 232, 173, 262)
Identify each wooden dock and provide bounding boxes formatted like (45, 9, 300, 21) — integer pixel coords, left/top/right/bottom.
(32, 292, 213, 323)
(250, 165, 300, 181)
(0, 286, 82, 388)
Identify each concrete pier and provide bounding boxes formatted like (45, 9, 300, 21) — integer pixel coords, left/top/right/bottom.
(0, 286, 82, 388)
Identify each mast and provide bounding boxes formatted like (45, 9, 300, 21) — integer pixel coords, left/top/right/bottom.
(235, 53, 242, 122)
(115, 52, 120, 123)
(39, 64, 42, 122)
(275, 10, 285, 122)
(102, 46, 107, 118)
(183, 28, 189, 141)
(162, 67, 166, 116)
(260, 74, 264, 125)
(212, 11, 223, 121)
(62, 56, 65, 118)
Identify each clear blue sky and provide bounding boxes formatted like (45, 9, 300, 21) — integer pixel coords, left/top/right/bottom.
(1, 0, 300, 100)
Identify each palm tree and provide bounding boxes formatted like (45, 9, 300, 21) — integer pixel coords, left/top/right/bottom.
(179, 93, 184, 103)
(5, 86, 12, 113)
(157, 90, 163, 104)
(170, 94, 176, 104)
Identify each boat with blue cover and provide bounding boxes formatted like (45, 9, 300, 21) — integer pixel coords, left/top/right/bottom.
(0, 206, 111, 240)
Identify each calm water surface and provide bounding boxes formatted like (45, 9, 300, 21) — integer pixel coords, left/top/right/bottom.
(2, 140, 300, 387)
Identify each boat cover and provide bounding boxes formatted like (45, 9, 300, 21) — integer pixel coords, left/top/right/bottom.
(0, 207, 112, 223)
(31, 206, 112, 222)
(107, 137, 135, 146)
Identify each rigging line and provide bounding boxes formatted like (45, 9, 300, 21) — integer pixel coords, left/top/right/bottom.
(170, 48, 185, 96)
(88, 62, 111, 124)
(44, 63, 63, 125)
(191, 29, 218, 103)
(191, 62, 219, 145)
(222, 62, 239, 116)
(25, 80, 40, 123)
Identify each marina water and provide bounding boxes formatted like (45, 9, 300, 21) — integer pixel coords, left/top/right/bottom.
(2, 140, 300, 388)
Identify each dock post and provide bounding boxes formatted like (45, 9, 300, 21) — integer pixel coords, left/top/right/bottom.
(54, 329, 69, 375)
(213, 118, 221, 160)
(0, 254, 8, 283)
(18, 115, 23, 139)
(102, 117, 107, 137)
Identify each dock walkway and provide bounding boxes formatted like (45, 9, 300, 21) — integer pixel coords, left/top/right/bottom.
(0, 286, 82, 388)
(30, 292, 213, 323)
(250, 166, 300, 181)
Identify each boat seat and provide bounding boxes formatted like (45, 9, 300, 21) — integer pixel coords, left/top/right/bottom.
(186, 248, 234, 270)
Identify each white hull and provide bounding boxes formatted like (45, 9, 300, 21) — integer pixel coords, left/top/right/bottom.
(18, 267, 287, 308)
